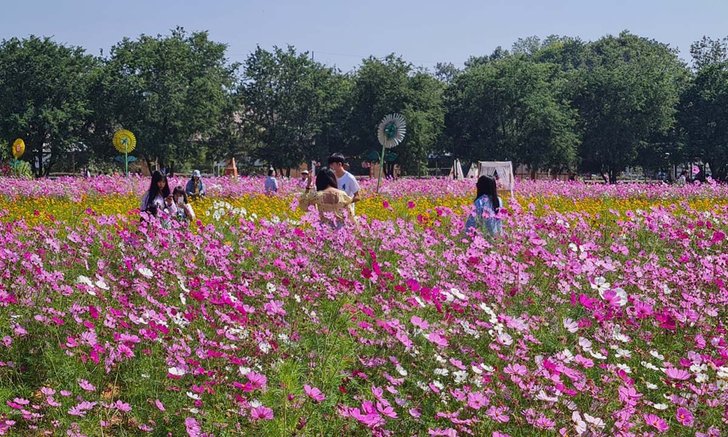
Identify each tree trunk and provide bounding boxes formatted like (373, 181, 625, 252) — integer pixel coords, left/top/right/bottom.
(608, 169, 617, 184)
(707, 159, 727, 182)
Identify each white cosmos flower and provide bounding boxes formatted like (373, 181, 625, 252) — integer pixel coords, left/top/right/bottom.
(450, 288, 467, 300)
(615, 348, 632, 359)
(644, 382, 659, 390)
(650, 350, 665, 360)
(591, 276, 610, 292)
(137, 267, 153, 278)
(94, 279, 109, 290)
(572, 411, 587, 435)
(716, 366, 728, 379)
(177, 278, 189, 292)
(563, 318, 579, 333)
(168, 367, 186, 376)
(641, 361, 660, 371)
(616, 363, 632, 374)
(652, 403, 668, 410)
(186, 392, 200, 400)
(583, 413, 605, 429)
(76, 275, 94, 287)
(589, 350, 607, 360)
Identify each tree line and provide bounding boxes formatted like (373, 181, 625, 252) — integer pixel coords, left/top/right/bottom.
(1, 28, 727, 181)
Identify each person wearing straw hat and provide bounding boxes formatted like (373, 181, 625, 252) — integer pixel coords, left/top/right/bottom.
(185, 170, 206, 199)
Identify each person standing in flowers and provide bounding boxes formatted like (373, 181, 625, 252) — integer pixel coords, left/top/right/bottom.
(185, 170, 206, 199)
(140, 170, 170, 218)
(328, 154, 360, 210)
(299, 168, 353, 228)
(172, 186, 196, 222)
(264, 168, 279, 195)
(465, 175, 502, 236)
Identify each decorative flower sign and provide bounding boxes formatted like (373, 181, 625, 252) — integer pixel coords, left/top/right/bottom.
(113, 129, 137, 176)
(375, 114, 406, 192)
(377, 113, 406, 149)
(113, 130, 137, 154)
(12, 138, 25, 159)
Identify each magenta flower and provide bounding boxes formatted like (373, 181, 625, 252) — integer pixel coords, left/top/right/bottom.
(467, 391, 488, 409)
(304, 384, 326, 403)
(184, 417, 201, 436)
(78, 379, 96, 392)
(664, 367, 690, 381)
(410, 315, 429, 330)
(675, 407, 694, 426)
(643, 414, 669, 432)
(250, 405, 274, 421)
(486, 406, 510, 423)
(426, 331, 448, 348)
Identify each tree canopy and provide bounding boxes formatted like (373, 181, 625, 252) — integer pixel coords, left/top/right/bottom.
(2, 29, 727, 181)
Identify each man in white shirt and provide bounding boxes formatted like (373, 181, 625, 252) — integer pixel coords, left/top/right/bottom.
(328, 153, 360, 209)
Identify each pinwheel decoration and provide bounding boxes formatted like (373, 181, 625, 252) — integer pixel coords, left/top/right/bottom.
(375, 113, 406, 191)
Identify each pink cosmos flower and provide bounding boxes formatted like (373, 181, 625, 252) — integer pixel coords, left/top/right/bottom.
(664, 368, 690, 381)
(643, 414, 669, 432)
(467, 391, 488, 409)
(486, 406, 510, 423)
(113, 400, 131, 412)
(675, 407, 693, 427)
(304, 384, 325, 403)
(426, 331, 448, 348)
(250, 406, 274, 421)
(154, 399, 166, 411)
(243, 371, 267, 392)
(428, 428, 457, 436)
(185, 417, 201, 437)
(78, 379, 96, 392)
(410, 315, 429, 330)
(503, 363, 528, 376)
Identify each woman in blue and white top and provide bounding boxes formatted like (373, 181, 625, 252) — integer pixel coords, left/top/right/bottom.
(465, 175, 502, 236)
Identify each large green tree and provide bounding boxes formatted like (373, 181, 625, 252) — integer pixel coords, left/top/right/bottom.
(92, 27, 238, 171)
(680, 61, 728, 181)
(573, 31, 688, 183)
(241, 45, 346, 172)
(348, 55, 444, 174)
(0, 36, 98, 176)
(444, 56, 579, 175)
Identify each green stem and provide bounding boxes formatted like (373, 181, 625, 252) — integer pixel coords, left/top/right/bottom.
(376, 143, 386, 193)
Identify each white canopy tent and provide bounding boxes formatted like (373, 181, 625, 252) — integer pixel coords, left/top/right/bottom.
(477, 161, 514, 198)
(449, 159, 464, 180)
(465, 163, 478, 179)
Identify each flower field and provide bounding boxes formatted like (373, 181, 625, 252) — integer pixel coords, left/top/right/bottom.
(0, 177, 727, 436)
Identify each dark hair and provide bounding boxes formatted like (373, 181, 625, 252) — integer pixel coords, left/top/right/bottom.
(268, 169, 275, 176)
(173, 186, 188, 204)
(476, 175, 500, 210)
(315, 168, 338, 191)
(327, 153, 346, 165)
(144, 170, 170, 211)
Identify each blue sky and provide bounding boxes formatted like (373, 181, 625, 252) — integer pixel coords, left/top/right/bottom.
(2, 0, 727, 71)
